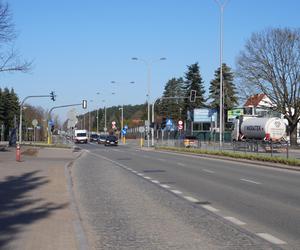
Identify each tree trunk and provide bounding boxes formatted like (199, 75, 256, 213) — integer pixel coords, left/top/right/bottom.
(289, 122, 298, 146)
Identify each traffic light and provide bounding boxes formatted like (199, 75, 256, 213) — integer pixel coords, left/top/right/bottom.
(190, 90, 197, 102)
(50, 91, 56, 101)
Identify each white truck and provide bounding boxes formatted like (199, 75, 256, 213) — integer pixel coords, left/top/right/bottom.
(232, 116, 287, 151)
(74, 129, 88, 144)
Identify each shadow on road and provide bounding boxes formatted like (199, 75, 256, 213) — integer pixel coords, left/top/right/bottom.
(0, 170, 67, 249)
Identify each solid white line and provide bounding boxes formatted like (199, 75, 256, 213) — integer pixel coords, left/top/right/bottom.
(202, 205, 219, 212)
(151, 180, 160, 184)
(160, 184, 170, 189)
(171, 190, 182, 194)
(256, 233, 286, 245)
(184, 196, 200, 203)
(240, 178, 261, 185)
(224, 216, 246, 225)
(202, 169, 215, 174)
(177, 163, 186, 166)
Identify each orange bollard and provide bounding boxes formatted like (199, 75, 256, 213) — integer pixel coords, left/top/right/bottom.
(16, 144, 21, 162)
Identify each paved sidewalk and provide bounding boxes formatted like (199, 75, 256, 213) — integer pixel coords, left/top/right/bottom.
(0, 146, 83, 250)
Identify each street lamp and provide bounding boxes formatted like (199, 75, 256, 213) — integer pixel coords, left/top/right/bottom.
(102, 99, 107, 133)
(214, 0, 229, 148)
(119, 105, 124, 143)
(88, 99, 93, 139)
(131, 57, 166, 147)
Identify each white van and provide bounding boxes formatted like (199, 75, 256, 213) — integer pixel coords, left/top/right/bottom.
(74, 129, 88, 144)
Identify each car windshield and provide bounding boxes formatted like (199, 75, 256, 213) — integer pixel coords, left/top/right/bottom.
(77, 133, 86, 137)
(91, 134, 98, 138)
(107, 136, 117, 140)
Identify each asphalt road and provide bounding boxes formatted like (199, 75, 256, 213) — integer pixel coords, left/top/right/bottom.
(72, 142, 300, 249)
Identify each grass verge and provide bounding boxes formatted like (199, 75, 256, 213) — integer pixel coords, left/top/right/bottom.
(156, 146, 300, 167)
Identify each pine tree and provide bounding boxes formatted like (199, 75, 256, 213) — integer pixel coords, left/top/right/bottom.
(159, 77, 184, 121)
(209, 63, 238, 126)
(182, 63, 206, 120)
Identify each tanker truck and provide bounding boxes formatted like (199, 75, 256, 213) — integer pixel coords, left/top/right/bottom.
(232, 116, 287, 151)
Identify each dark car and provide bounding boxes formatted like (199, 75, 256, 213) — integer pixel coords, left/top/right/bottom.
(105, 135, 118, 146)
(90, 134, 99, 142)
(98, 135, 107, 144)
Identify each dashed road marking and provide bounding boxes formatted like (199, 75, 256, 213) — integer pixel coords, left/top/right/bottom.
(202, 169, 215, 174)
(132, 170, 138, 173)
(240, 178, 261, 185)
(171, 190, 182, 194)
(143, 176, 151, 180)
(151, 180, 160, 184)
(137, 173, 144, 176)
(202, 205, 219, 212)
(184, 196, 200, 203)
(256, 233, 286, 245)
(160, 184, 170, 189)
(224, 216, 246, 225)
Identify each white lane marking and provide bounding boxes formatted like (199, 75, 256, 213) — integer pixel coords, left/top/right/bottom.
(160, 184, 170, 189)
(257, 233, 286, 245)
(202, 205, 219, 212)
(184, 196, 200, 203)
(143, 176, 152, 180)
(127, 168, 132, 171)
(151, 180, 160, 184)
(202, 169, 215, 174)
(171, 190, 183, 195)
(240, 178, 261, 185)
(224, 217, 246, 226)
(132, 170, 137, 173)
(137, 173, 144, 176)
(177, 162, 186, 166)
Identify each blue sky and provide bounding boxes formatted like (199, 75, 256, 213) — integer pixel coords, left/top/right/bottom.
(1, 0, 300, 121)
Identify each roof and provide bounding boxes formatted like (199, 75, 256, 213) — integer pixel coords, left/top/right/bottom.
(244, 93, 266, 107)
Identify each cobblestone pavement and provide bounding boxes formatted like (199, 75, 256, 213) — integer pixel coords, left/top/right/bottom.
(72, 150, 279, 250)
(0, 146, 82, 250)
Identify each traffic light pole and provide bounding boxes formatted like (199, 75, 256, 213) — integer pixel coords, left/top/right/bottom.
(19, 94, 54, 146)
(47, 102, 87, 144)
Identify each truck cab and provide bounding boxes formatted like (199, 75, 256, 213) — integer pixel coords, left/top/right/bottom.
(74, 129, 88, 144)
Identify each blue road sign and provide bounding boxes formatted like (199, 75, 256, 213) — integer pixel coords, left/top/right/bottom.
(124, 125, 128, 130)
(121, 129, 127, 135)
(166, 119, 173, 126)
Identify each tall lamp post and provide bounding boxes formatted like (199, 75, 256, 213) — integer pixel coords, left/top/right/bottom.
(131, 57, 166, 147)
(119, 105, 124, 143)
(88, 100, 93, 139)
(214, 0, 229, 148)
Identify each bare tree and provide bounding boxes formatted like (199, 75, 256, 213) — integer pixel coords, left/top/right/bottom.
(236, 28, 300, 145)
(0, 2, 31, 73)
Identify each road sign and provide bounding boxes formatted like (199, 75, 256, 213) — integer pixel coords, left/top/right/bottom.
(121, 129, 127, 135)
(32, 119, 38, 127)
(138, 126, 145, 133)
(166, 119, 173, 126)
(124, 125, 128, 130)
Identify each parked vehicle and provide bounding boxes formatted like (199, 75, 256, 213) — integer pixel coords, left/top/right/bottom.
(232, 116, 287, 151)
(74, 129, 88, 144)
(105, 135, 118, 146)
(98, 135, 107, 144)
(182, 135, 198, 148)
(90, 133, 99, 142)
